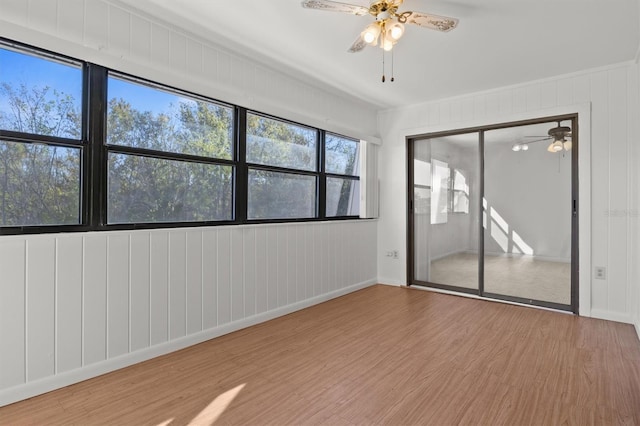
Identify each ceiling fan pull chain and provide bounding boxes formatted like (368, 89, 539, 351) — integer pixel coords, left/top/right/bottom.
(391, 49, 395, 82)
(381, 49, 386, 82)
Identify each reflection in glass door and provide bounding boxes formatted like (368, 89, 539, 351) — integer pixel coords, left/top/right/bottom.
(408, 115, 577, 312)
(483, 122, 572, 306)
(411, 134, 480, 292)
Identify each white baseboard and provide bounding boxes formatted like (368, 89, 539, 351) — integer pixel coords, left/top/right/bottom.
(0, 279, 376, 408)
(589, 309, 634, 325)
(377, 278, 404, 287)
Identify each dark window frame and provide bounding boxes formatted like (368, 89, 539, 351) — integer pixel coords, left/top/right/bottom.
(0, 38, 363, 236)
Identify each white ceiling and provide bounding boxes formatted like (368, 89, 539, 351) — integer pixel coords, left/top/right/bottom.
(115, 0, 639, 110)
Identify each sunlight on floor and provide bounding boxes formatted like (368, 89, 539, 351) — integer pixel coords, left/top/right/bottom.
(154, 383, 246, 426)
(187, 383, 246, 425)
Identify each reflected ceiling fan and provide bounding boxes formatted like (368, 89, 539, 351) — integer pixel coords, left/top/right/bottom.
(512, 122, 572, 153)
(301, 0, 459, 81)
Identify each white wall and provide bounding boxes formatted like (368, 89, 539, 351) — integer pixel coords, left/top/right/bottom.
(378, 62, 640, 325)
(483, 139, 572, 261)
(0, 0, 379, 407)
(635, 56, 640, 339)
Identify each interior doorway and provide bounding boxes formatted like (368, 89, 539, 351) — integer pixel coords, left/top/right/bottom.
(407, 114, 578, 312)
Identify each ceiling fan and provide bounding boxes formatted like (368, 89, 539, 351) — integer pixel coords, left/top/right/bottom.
(512, 122, 572, 153)
(301, 0, 459, 54)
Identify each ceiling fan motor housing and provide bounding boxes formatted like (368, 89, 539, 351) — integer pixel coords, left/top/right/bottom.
(548, 126, 571, 138)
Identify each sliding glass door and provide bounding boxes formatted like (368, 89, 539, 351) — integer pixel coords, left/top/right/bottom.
(483, 123, 572, 306)
(410, 133, 480, 292)
(408, 115, 577, 312)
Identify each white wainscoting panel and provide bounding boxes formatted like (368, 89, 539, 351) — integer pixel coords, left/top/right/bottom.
(0, 220, 377, 406)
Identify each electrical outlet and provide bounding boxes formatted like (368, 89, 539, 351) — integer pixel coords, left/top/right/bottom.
(594, 266, 606, 280)
(392, 250, 399, 259)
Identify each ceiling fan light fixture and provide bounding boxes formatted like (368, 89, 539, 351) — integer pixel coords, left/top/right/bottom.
(512, 144, 521, 152)
(362, 23, 381, 44)
(563, 139, 572, 151)
(388, 22, 405, 40)
(548, 140, 563, 152)
(381, 36, 394, 51)
(521, 144, 529, 151)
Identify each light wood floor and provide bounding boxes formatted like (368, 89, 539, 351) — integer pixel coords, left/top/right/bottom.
(1, 285, 639, 425)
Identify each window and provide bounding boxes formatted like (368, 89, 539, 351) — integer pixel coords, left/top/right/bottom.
(413, 159, 431, 215)
(431, 159, 449, 224)
(325, 133, 360, 217)
(246, 113, 318, 220)
(450, 168, 469, 214)
(0, 39, 366, 234)
(106, 73, 235, 224)
(0, 44, 83, 227)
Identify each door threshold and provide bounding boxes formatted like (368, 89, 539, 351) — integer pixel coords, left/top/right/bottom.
(405, 284, 575, 315)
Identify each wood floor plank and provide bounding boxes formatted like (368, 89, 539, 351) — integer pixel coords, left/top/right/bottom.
(1, 285, 639, 425)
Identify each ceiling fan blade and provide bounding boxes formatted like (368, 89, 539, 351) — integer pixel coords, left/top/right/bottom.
(301, 0, 369, 16)
(522, 137, 552, 144)
(348, 34, 367, 53)
(405, 11, 459, 32)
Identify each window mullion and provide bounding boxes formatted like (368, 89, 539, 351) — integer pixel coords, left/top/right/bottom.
(236, 107, 248, 223)
(87, 64, 108, 228)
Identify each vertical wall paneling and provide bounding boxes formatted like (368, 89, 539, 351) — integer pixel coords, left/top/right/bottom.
(130, 14, 151, 63)
(540, 81, 558, 109)
(169, 32, 186, 73)
(320, 224, 329, 295)
(82, 234, 107, 366)
(202, 230, 218, 329)
(266, 227, 278, 311)
(168, 231, 187, 340)
(83, 0, 108, 51)
(287, 226, 298, 303)
(107, 234, 130, 358)
(130, 232, 150, 352)
(217, 51, 231, 86)
(186, 230, 203, 335)
(57, 0, 84, 42)
(230, 228, 244, 322)
(277, 227, 288, 307)
(0, 221, 377, 406)
(304, 225, 315, 299)
(149, 232, 169, 346)
(26, 238, 56, 382)
(217, 229, 231, 325)
(55, 236, 83, 374)
(27, 0, 56, 36)
(296, 225, 308, 301)
(108, 5, 131, 58)
(628, 63, 640, 323)
(186, 38, 203, 78)
(607, 67, 630, 314)
(243, 228, 257, 318)
(2, 0, 27, 26)
(150, 23, 169, 66)
(0, 239, 26, 388)
(202, 45, 218, 81)
(590, 71, 611, 312)
(255, 227, 269, 315)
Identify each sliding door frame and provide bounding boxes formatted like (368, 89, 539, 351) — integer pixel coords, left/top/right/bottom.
(407, 113, 579, 314)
